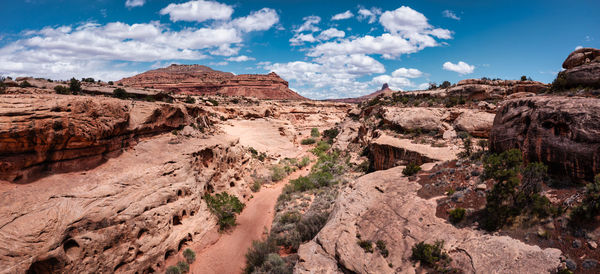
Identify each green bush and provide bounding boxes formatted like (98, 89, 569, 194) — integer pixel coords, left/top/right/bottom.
(298, 156, 311, 168)
(19, 80, 33, 88)
(551, 72, 568, 91)
(176, 261, 189, 273)
(54, 85, 70, 95)
(357, 240, 373, 253)
(207, 98, 219, 106)
(301, 138, 316, 145)
(439, 81, 451, 89)
(402, 162, 421, 176)
(311, 141, 330, 156)
(411, 241, 451, 268)
(376, 240, 389, 257)
(184, 95, 196, 104)
(570, 175, 600, 224)
(253, 253, 292, 274)
(250, 180, 261, 192)
(244, 237, 279, 274)
(69, 78, 81, 93)
(165, 266, 181, 274)
(297, 212, 329, 242)
(310, 128, 320, 137)
(204, 192, 245, 230)
(322, 128, 339, 143)
(81, 77, 95, 83)
(183, 248, 196, 264)
(108, 81, 114, 85)
(113, 88, 128, 99)
(271, 165, 287, 182)
(449, 208, 466, 224)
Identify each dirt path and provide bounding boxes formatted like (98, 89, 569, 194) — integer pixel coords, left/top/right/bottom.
(182, 156, 313, 274)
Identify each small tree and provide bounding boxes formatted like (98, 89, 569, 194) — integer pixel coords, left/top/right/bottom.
(19, 80, 33, 88)
(570, 175, 600, 224)
(69, 78, 81, 93)
(428, 82, 437, 90)
(520, 75, 528, 81)
(176, 261, 189, 273)
(54, 85, 70, 95)
(108, 81, 114, 85)
(403, 162, 421, 176)
(310, 128, 320, 137)
(165, 266, 181, 274)
(113, 88, 128, 99)
(183, 248, 196, 264)
(439, 81, 451, 89)
(204, 192, 245, 230)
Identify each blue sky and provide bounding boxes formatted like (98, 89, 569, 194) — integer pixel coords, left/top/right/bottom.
(0, 0, 598, 99)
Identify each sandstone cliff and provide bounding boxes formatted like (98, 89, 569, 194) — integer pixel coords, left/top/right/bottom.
(559, 47, 600, 88)
(490, 96, 600, 181)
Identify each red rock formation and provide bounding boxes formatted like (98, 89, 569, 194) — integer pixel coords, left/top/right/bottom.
(560, 48, 600, 88)
(450, 79, 549, 99)
(331, 83, 396, 103)
(118, 65, 306, 100)
(0, 94, 210, 182)
(490, 96, 600, 181)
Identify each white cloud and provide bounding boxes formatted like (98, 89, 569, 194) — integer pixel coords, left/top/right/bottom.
(332, 10, 353, 21)
(125, 0, 145, 8)
(371, 75, 413, 90)
(160, 0, 233, 22)
(290, 33, 316, 46)
(308, 33, 417, 58)
(317, 28, 345, 40)
(295, 15, 321, 33)
(418, 83, 430, 90)
(380, 6, 452, 41)
(575, 45, 583, 50)
(357, 7, 382, 24)
(391, 67, 423, 78)
(226, 55, 255, 62)
(443, 61, 475, 75)
(231, 8, 279, 32)
(442, 10, 460, 20)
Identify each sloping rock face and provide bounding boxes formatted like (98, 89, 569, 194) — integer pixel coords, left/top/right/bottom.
(295, 166, 562, 273)
(560, 48, 600, 88)
(453, 109, 495, 138)
(0, 94, 209, 183)
(449, 79, 548, 100)
(490, 96, 600, 180)
(0, 134, 257, 274)
(118, 65, 306, 100)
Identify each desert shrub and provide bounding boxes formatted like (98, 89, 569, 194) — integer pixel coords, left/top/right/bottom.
(520, 162, 548, 197)
(249, 147, 258, 156)
(184, 95, 195, 104)
(271, 165, 287, 182)
(288, 176, 316, 193)
(310, 128, 320, 137)
(311, 141, 330, 156)
(176, 261, 189, 273)
(19, 80, 33, 88)
(166, 266, 181, 274)
(570, 175, 600, 224)
(297, 212, 329, 242)
(204, 192, 245, 230)
(357, 160, 370, 173)
(551, 72, 568, 91)
(183, 248, 196, 264)
(244, 237, 279, 274)
(403, 162, 421, 176)
(81, 77, 95, 83)
(250, 180, 261, 192)
(411, 241, 451, 269)
(301, 138, 316, 145)
(298, 156, 310, 168)
(428, 83, 437, 90)
(322, 128, 339, 143)
(69, 78, 81, 93)
(521, 75, 528, 81)
(439, 81, 451, 89)
(207, 98, 219, 106)
(449, 208, 466, 224)
(357, 240, 373, 253)
(376, 240, 389, 257)
(113, 88, 128, 99)
(458, 134, 473, 158)
(107, 81, 114, 85)
(54, 85, 70, 95)
(253, 253, 292, 274)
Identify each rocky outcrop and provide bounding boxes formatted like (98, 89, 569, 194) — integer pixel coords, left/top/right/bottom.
(0, 94, 210, 183)
(368, 133, 457, 171)
(382, 107, 448, 133)
(560, 48, 600, 88)
(490, 96, 600, 180)
(295, 166, 562, 273)
(331, 83, 396, 103)
(448, 79, 548, 100)
(453, 109, 495, 138)
(0, 134, 258, 274)
(118, 65, 306, 100)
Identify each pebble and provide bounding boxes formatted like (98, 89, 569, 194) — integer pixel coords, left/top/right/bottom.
(566, 259, 577, 271)
(588, 240, 598, 250)
(573, 239, 582, 248)
(476, 184, 487, 191)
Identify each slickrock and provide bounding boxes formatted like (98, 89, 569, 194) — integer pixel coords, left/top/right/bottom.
(0, 94, 208, 183)
(0, 133, 259, 274)
(453, 109, 496, 138)
(491, 96, 600, 180)
(382, 107, 448, 133)
(295, 166, 562, 273)
(368, 133, 458, 170)
(117, 65, 306, 100)
(560, 48, 600, 88)
(449, 79, 548, 99)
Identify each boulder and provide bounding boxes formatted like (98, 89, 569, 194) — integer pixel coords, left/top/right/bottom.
(453, 110, 495, 138)
(490, 96, 600, 180)
(560, 48, 600, 88)
(381, 107, 447, 133)
(562, 48, 600, 69)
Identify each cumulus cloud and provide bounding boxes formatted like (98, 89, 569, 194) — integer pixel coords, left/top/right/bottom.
(371, 74, 413, 90)
(442, 10, 460, 20)
(227, 55, 255, 62)
(575, 45, 583, 50)
(295, 15, 321, 33)
(289, 33, 316, 46)
(160, 0, 233, 22)
(380, 6, 452, 40)
(125, 0, 145, 8)
(357, 7, 382, 24)
(443, 61, 475, 74)
(317, 28, 345, 40)
(391, 67, 423, 78)
(231, 8, 279, 32)
(332, 10, 353, 20)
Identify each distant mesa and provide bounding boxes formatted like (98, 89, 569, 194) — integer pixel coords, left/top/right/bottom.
(331, 83, 396, 103)
(117, 64, 306, 100)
